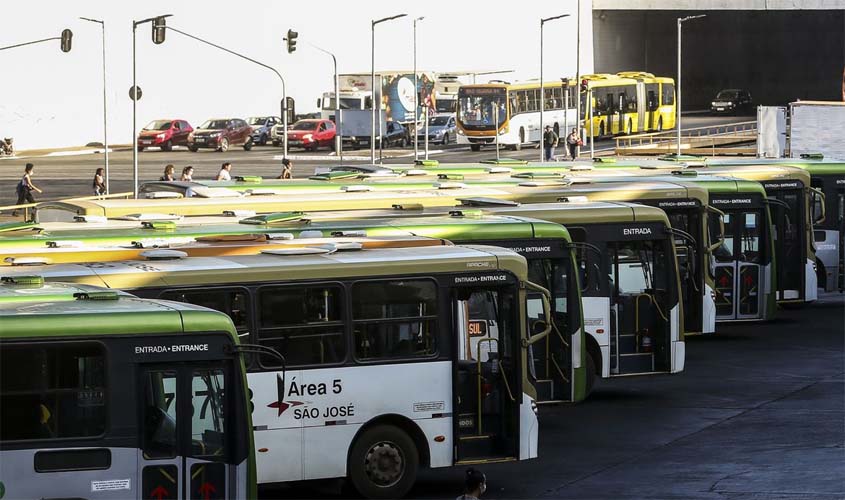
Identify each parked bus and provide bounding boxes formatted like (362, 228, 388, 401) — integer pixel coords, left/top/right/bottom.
(349, 203, 687, 380)
(707, 157, 844, 292)
(1, 244, 548, 499)
(0, 278, 259, 499)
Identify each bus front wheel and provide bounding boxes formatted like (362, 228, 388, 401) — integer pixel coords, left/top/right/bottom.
(349, 424, 419, 499)
(470, 144, 481, 152)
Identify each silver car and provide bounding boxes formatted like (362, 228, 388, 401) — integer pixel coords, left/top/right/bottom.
(416, 114, 457, 145)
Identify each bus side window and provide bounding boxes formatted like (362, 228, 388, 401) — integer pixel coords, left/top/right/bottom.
(352, 279, 438, 361)
(1, 344, 106, 442)
(257, 285, 346, 367)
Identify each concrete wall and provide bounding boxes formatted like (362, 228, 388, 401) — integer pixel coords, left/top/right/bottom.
(592, 9, 845, 109)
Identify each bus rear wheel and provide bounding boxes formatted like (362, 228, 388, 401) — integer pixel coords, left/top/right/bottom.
(349, 424, 419, 499)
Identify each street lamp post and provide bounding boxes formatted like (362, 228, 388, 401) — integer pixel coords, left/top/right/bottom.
(80, 17, 109, 194)
(575, 0, 582, 158)
(306, 41, 342, 164)
(413, 16, 424, 162)
(540, 13, 569, 162)
(371, 13, 407, 165)
(132, 14, 171, 198)
(677, 14, 706, 156)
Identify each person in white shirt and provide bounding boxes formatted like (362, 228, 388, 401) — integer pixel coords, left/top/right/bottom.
(216, 162, 232, 181)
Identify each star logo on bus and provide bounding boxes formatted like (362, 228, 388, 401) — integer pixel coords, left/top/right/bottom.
(267, 374, 303, 416)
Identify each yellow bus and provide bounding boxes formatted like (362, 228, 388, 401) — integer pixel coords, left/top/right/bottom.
(582, 72, 676, 137)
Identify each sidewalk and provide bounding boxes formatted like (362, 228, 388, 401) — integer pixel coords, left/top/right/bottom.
(0, 144, 132, 161)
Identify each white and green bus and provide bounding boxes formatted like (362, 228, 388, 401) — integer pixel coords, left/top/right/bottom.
(1, 243, 548, 499)
(0, 278, 261, 499)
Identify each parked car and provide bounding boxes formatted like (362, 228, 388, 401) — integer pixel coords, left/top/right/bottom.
(379, 121, 410, 148)
(248, 116, 281, 146)
(287, 119, 336, 151)
(710, 89, 753, 115)
(416, 114, 457, 145)
(137, 119, 193, 152)
(188, 118, 253, 152)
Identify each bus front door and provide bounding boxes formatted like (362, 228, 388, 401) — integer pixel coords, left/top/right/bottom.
(608, 240, 674, 375)
(713, 211, 764, 320)
(769, 191, 805, 302)
(140, 362, 241, 500)
(454, 287, 520, 463)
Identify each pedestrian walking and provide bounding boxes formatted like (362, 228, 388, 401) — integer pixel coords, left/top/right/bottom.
(92, 168, 106, 196)
(160, 164, 175, 181)
(566, 128, 582, 161)
(278, 158, 292, 179)
(543, 125, 559, 161)
(180, 166, 194, 181)
(216, 162, 232, 181)
(457, 468, 486, 500)
(12, 163, 42, 216)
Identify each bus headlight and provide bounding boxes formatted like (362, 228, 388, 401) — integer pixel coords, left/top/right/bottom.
(457, 128, 465, 136)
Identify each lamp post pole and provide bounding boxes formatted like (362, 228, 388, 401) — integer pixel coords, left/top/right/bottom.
(413, 16, 424, 161)
(306, 41, 341, 163)
(80, 17, 109, 193)
(132, 14, 171, 198)
(540, 13, 569, 162)
(371, 13, 407, 165)
(575, 0, 582, 158)
(677, 14, 706, 156)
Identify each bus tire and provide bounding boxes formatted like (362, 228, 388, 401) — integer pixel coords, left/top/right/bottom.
(553, 122, 560, 136)
(599, 122, 605, 138)
(348, 424, 419, 499)
(470, 144, 481, 152)
(626, 119, 633, 135)
(657, 118, 663, 132)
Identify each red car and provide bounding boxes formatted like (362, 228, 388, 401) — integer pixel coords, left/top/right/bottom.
(137, 119, 193, 152)
(287, 119, 336, 151)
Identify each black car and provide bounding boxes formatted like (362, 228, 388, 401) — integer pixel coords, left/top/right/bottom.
(710, 89, 753, 115)
(378, 121, 410, 148)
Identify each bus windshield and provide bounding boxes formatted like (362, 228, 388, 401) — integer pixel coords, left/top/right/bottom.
(458, 88, 507, 129)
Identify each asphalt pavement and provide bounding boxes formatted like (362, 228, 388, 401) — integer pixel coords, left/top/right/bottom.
(264, 293, 844, 499)
(0, 115, 751, 206)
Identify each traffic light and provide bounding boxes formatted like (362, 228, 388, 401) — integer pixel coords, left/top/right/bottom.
(285, 29, 298, 54)
(285, 96, 296, 124)
(60, 29, 73, 53)
(152, 16, 167, 44)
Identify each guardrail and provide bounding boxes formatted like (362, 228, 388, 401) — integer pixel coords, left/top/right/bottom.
(0, 191, 133, 221)
(616, 120, 757, 156)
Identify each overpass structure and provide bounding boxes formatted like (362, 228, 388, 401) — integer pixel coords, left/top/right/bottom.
(591, 0, 845, 110)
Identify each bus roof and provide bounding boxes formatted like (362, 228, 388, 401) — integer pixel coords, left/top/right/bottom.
(0, 280, 236, 340)
(34, 186, 520, 221)
(0, 244, 530, 291)
(34, 180, 702, 222)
